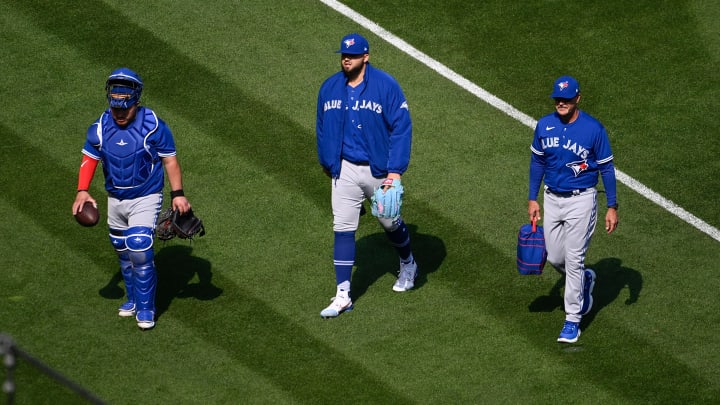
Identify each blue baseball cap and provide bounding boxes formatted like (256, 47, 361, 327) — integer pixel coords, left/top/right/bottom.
(550, 75, 580, 99)
(336, 33, 369, 55)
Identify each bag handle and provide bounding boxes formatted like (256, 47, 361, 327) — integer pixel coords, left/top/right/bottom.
(531, 217, 537, 232)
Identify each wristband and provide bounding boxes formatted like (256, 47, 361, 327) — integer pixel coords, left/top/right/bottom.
(608, 203, 618, 210)
(170, 189, 185, 199)
(77, 189, 88, 193)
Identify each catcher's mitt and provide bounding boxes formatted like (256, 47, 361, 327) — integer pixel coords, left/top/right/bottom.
(172, 208, 205, 239)
(156, 208, 176, 240)
(155, 208, 206, 240)
(371, 178, 403, 219)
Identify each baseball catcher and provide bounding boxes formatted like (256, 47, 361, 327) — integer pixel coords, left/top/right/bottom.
(72, 67, 197, 330)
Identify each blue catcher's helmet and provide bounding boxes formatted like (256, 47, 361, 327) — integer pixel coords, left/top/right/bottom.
(106, 67, 143, 109)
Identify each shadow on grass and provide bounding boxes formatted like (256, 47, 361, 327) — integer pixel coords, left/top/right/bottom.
(98, 244, 222, 320)
(98, 272, 124, 301)
(582, 257, 643, 329)
(351, 223, 446, 302)
(154, 244, 222, 317)
(528, 257, 643, 329)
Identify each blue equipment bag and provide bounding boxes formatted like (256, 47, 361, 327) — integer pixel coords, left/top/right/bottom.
(516, 218, 547, 275)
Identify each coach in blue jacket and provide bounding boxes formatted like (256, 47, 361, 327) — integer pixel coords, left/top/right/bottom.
(316, 33, 417, 318)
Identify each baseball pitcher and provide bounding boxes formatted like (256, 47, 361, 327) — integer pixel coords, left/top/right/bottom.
(316, 33, 418, 319)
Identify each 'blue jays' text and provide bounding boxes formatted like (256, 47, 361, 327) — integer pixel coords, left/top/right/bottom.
(323, 99, 383, 114)
(542, 137, 590, 160)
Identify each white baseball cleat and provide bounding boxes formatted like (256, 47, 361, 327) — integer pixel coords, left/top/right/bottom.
(393, 259, 417, 292)
(320, 296, 353, 318)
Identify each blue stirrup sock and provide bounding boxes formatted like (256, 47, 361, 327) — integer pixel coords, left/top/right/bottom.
(333, 231, 356, 291)
(385, 219, 413, 262)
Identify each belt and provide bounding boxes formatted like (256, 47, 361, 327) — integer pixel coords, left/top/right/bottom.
(545, 188, 587, 197)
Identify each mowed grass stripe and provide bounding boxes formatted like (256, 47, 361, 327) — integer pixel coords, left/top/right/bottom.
(337, 0, 720, 230)
(2, 0, 720, 403)
(1, 2, 416, 402)
(0, 124, 108, 258)
(321, 0, 720, 243)
(6, 1, 327, 209)
(0, 117, 411, 401)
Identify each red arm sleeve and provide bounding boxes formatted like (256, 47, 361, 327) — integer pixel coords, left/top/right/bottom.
(77, 155, 99, 191)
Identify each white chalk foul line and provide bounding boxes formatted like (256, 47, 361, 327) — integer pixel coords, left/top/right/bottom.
(320, 0, 720, 243)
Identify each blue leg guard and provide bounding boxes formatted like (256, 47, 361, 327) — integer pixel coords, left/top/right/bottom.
(125, 226, 157, 329)
(110, 230, 136, 316)
(134, 265, 157, 329)
(119, 253, 136, 316)
(134, 265, 157, 310)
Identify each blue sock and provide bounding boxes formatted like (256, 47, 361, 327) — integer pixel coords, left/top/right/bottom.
(333, 231, 355, 287)
(385, 220, 413, 262)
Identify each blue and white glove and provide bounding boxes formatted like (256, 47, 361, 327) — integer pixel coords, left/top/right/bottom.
(371, 178, 403, 218)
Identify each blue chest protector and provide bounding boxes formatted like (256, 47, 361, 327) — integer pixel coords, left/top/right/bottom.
(98, 108, 164, 199)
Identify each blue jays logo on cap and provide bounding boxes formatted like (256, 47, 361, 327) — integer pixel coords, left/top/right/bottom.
(550, 75, 580, 99)
(336, 33, 369, 55)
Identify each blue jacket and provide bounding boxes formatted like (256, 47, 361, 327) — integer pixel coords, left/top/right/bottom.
(316, 63, 412, 178)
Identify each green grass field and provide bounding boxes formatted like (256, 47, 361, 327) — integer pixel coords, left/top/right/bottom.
(2, 0, 720, 403)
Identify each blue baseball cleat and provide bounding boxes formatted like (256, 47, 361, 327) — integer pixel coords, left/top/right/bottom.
(136, 310, 155, 330)
(118, 301, 136, 317)
(557, 321, 581, 343)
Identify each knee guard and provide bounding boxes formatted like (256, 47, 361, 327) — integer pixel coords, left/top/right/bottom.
(125, 226, 155, 266)
(125, 226, 154, 252)
(109, 229, 128, 253)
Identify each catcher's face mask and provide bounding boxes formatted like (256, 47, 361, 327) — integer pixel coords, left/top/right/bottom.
(105, 67, 143, 109)
(106, 83, 141, 109)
